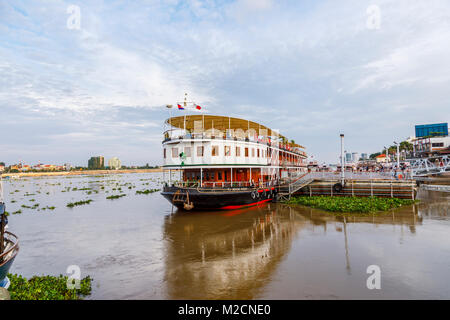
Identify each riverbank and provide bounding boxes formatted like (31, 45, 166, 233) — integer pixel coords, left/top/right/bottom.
(1, 168, 163, 178)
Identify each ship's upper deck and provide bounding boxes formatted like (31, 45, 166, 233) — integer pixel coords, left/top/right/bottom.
(164, 114, 306, 153)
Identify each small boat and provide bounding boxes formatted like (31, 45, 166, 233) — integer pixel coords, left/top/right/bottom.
(0, 177, 19, 289)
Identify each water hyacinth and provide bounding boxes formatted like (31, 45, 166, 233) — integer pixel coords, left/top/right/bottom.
(7, 274, 92, 300)
(287, 196, 417, 213)
(66, 199, 93, 208)
(106, 194, 126, 200)
(136, 189, 160, 195)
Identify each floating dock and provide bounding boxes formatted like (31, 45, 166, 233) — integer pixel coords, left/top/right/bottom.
(279, 173, 417, 200)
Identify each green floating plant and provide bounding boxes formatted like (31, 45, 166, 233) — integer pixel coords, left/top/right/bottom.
(106, 194, 126, 200)
(287, 196, 417, 213)
(7, 274, 92, 300)
(136, 189, 160, 195)
(66, 199, 93, 208)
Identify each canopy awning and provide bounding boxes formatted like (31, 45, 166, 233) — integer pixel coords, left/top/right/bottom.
(165, 115, 305, 149)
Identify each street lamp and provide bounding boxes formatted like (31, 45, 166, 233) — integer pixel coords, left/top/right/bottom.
(393, 141, 400, 168)
(340, 134, 345, 185)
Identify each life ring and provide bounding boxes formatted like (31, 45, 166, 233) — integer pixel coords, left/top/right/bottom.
(251, 191, 256, 199)
(333, 183, 343, 193)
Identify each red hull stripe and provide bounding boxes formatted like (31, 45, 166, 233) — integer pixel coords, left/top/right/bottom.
(220, 198, 272, 210)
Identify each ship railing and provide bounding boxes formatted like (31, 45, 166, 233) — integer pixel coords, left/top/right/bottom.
(174, 180, 278, 190)
(162, 135, 307, 155)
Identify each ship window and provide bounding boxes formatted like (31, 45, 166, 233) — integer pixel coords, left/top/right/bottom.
(164, 149, 166, 158)
(197, 146, 204, 156)
(245, 147, 249, 157)
(257, 149, 260, 157)
(184, 147, 191, 157)
(218, 171, 222, 180)
(211, 172, 215, 180)
(236, 146, 241, 157)
(251, 148, 255, 157)
(172, 148, 178, 158)
(212, 145, 219, 156)
(225, 146, 231, 156)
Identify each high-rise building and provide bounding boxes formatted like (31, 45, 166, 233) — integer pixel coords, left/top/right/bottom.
(345, 153, 352, 163)
(108, 157, 121, 170)
(88, 156, 104, 169)
(361, 153, 368, 160)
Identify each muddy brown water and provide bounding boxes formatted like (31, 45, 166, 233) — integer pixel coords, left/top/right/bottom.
(2, 173, 450, 299)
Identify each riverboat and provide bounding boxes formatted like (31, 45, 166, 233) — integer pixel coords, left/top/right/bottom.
(160, 105, 308, 210)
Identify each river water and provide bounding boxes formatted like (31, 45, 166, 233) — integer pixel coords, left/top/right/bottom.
(2, 173, 450, 299)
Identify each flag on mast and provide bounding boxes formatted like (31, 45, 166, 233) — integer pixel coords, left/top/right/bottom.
(177, 104, 184, 110)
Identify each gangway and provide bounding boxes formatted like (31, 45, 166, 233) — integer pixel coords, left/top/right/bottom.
(278, 173, 314, 201)
(407, 155, 450, 177)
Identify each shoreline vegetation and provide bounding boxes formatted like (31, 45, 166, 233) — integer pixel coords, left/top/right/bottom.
(286, 196, 417, 214)
(1, 168, 163, 178)
(7, 273, 92, 300)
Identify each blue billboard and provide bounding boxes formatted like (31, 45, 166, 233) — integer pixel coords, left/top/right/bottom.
(415, 123, 448, 138)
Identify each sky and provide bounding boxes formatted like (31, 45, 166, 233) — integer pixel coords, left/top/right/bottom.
(1, 0, 449, 166)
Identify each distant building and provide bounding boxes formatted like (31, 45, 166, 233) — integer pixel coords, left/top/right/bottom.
(108, 157, 121, 170)
(376, 154, 388, 163)
(345, 153, 352, 163)
(0, 165, 4, 172)
(88, 156, 104, 170)
(345, 152, 360, 163)
(413, 136, 450, 155)
(415, 123, 448, 138)
(361, 153, 368, 160)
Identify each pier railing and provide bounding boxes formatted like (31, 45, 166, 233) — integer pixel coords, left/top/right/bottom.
(305, 171, 414, 181)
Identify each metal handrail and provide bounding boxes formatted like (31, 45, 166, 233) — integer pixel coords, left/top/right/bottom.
(175, 180, 278, 189)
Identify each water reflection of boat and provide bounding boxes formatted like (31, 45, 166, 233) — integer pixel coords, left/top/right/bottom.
(163, 199, 428, 299)
(163, 204, 306, 299)
(0, 178, 20, 289)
